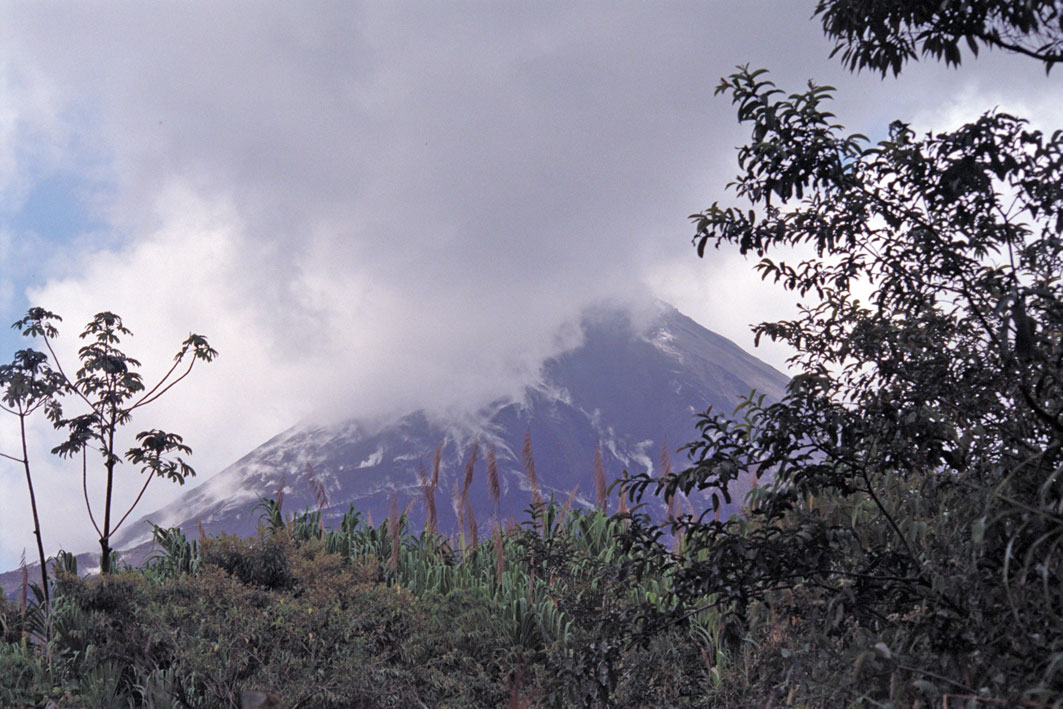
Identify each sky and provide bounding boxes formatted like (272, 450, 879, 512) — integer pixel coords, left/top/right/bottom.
(0, 2, 1060, 571)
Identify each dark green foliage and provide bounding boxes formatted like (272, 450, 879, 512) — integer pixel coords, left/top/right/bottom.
(509, 507, 712, 706)
(200, 532, 295, 591)
(815, 0, 1063, 74)
(0, 501, 716, 707)
(146, 524, 200, 579)
(625, 61, 1063, 705)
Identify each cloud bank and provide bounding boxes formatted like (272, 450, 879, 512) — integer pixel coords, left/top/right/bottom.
(0, 2, 1060, 566)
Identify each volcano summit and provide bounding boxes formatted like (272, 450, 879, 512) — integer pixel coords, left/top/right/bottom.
(113, 301, 788, 552)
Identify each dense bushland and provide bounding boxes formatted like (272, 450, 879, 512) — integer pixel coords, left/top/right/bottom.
(0, 499, 717, 708)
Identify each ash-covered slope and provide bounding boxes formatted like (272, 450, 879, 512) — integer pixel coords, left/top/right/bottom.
(113, 301, 788, 550)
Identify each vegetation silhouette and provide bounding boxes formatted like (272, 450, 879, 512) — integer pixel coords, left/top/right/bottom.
(10, 309, 216, 576)
(618, 4, 1063, 705)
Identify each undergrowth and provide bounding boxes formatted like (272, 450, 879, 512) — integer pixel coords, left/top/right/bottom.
(0, 499, 717, 708)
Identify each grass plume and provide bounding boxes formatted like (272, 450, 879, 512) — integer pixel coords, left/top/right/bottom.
(425, 439, 444, 534)
(419, 459, 438, 534)
(593, 443, 608, 513)
(452, 474, 465, 548)
(460, 442, 479, 554)
(487, 443, 505, 583)
(486, 443, 501, 523)
(431, 440, 443, 491)
(467, 505, 479, 550)
(306, 463, 329, 516)
(461, 442, 479, 504)
(388, 493, 400, 576)
(521, 429, 541, 505)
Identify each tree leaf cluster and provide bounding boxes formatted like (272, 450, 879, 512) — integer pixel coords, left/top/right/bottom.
(626, 37, 1063, 705)
(815, 0, 1063, 74)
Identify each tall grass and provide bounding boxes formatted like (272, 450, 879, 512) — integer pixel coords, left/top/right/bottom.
(0, 435, 730, 707)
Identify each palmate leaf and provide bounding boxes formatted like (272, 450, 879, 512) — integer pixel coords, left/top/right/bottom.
(177, 333, 218, 362)
(80, 311, 133, 343)
(0, 359, 59, 410)
(49, 413, 98, 458)
(11, 307, 61, 339)
(127, 429, 196, 484)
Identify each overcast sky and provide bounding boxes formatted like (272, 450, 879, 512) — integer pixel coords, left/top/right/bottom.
(0, 2, 1060, 570)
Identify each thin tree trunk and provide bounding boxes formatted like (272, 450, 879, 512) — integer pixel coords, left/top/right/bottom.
(99, 537, 112, 575)
(19, 411, 49, 607)
(101, 414, 117, 574)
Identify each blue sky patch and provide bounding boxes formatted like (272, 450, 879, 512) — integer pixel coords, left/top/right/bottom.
(0, 173, 106, 356)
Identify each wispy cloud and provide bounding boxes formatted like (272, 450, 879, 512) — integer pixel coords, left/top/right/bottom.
(0, 2, 1060, 567)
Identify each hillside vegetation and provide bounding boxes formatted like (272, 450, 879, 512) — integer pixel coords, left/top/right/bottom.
(4, 2, 1063, 707)
(2, 500, 715, 707)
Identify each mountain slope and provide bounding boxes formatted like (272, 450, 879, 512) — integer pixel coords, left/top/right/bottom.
(113, 301, 789, 550)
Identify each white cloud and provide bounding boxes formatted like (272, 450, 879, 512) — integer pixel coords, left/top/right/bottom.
(0, 60, 67, 208)
(0, 229, 12, 313)
(911, 76, 1063, 134)
(1, 3, 1062, 566)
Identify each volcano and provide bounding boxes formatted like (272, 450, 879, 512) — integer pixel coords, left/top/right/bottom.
(111, 301, 788, 552)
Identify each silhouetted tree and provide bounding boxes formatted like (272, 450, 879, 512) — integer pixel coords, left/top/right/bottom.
(816, 0, 1063, 74)
(15, 309, 217, 574)
(624, 6, 1063, 701)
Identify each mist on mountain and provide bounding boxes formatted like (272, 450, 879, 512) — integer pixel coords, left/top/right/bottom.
(112, 300, 788, 554)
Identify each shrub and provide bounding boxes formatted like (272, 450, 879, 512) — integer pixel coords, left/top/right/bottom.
(200, 532, 295, 590)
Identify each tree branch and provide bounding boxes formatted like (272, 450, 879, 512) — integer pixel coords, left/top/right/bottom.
(974, 31, 1063, 68)
(130, 356, 185, 409)
(111, 471, 155, 536)
(82, 449, 102, 539)
(131, 361, 196, 410)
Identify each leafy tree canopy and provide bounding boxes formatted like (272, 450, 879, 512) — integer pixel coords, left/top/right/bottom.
(816, 0, 1063, 73)
(623, 64, 1063, 703)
